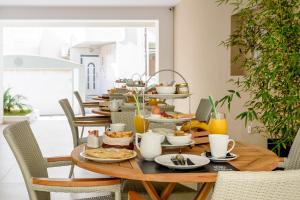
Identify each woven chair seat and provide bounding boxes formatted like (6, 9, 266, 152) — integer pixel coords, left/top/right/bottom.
(77, 195, 113, 200)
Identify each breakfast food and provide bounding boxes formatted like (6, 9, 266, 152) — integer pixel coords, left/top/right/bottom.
(172, 113, 194, 119)
(160, 112, 194, 119)
(151, 106, 161, 115)
(85, 148, 134, 159)
(102, 131, 134, 150)
(160, 111, 174, 119)
(175, 130, 186, 136)
(181, 120, 209, 132)
(105, 131, 133, 138)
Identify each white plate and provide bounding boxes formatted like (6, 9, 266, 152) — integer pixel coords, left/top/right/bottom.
(201, 152, 238, 163)
(155, 154, 210, 170)
(161, 140, 195, 147)
(143, 93, 191, 99)
(80, 149, 137, 163)
(146, 116, 192, 123)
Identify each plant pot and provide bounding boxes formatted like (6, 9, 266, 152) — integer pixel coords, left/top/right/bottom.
(267, 139, 291, 157)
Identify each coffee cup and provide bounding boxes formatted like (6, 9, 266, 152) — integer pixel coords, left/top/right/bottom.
(110, 123, 126, 132)
(209, 134, 235, 158)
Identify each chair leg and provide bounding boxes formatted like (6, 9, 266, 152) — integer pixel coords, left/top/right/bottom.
(114, 190, 121, 200)
(80, 126, 85, 139)
(121, 179, 128, 192)
(68, 164, 74, 178)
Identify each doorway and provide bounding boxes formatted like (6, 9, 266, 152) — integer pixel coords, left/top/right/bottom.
(81, 55, 101, 96)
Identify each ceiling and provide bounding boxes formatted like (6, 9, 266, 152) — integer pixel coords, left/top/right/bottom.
(0, 0, 181, 7)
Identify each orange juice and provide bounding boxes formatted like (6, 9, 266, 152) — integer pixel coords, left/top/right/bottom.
(208, 119, 228, 134)
(134, 115, 149, 133)
(148, 98, 158, 106)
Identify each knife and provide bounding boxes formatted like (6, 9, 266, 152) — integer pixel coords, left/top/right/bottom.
(186, 158, 195, 165)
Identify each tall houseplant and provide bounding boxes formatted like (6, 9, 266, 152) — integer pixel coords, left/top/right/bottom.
(217, 0, 300, 155)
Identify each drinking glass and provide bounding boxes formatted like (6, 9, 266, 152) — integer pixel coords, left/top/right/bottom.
(208, 112, 228, 134)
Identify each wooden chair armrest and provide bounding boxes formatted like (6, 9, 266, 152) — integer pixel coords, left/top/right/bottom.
(32, 177, 121, 187)
(82, 103, 99, 108)
(74, 120, 111, 126)
(128, 191, 145, 200)
(83, 101, 99, 104)
(75, 115, 109, 120)
(46, 156, 72, 162)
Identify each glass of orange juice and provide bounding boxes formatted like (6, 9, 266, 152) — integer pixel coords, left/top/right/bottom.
(134, 111, 149, 133)
(208, 113, 228, 134)
(148, 98, 158, 106)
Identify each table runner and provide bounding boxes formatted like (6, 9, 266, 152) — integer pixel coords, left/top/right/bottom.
(137, 160, 238, 174)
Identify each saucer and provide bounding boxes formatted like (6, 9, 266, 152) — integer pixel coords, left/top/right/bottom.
(201, 152, 238, 163)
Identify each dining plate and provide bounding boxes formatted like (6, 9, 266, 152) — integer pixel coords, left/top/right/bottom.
(146, 116, 193, 123)
(143, 93, 191, 99)
(80, 149, 137, 163)
(201, 152, 238, 163)
(155, 154, 210, 170)
(161, 140, 195, 148)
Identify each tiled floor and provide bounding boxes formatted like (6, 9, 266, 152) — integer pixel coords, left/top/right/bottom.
(0, 117, 199, 200)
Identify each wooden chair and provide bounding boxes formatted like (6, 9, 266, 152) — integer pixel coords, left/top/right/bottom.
(211, 170, 300, 200)
(59, 98, 111, 147)
(59, 99, 111, 177)
(111, 111, 136, 132)
(195, 98, 212, 123)
(279, 128, 300, 170)
(74, 91, 99, 116)
(3, 121, 121, 200)
(74, 91, 108, 139)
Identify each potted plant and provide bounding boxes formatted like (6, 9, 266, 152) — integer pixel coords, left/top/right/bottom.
(217, 0, 300, 156)
(4, 88, 32, 116)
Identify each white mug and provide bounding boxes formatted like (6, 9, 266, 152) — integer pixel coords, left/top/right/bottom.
(110, 123, 126, 132)
(209, 134, 235, 158)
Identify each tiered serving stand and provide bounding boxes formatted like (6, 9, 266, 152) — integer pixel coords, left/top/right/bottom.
(131, 69, 194, 148)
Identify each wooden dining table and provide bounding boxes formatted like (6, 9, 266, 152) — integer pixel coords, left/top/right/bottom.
(92, 108, 112, 116)
(92, 94, 110, 101)
(71, 142, 279, 200)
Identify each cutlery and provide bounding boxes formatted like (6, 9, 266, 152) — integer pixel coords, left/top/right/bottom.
(205, 151, 235, 159)
(175, 154, 186, 165)
(186, 158, 195, 165)
(171, 157, 179, 165)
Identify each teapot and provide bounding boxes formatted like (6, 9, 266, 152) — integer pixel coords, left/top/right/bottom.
(135, 131, 163, 161)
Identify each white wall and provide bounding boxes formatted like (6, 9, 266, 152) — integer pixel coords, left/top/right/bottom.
(0, 6, 174, 81)
(0, 27, 3, 122)
(174, 0, 266, 147)
(4, 69, 73, 115)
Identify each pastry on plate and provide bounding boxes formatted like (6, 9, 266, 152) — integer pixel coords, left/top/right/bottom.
(85, 148, 134, 159)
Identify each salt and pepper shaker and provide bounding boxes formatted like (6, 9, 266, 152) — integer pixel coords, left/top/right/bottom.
(87, 130, 100, 148)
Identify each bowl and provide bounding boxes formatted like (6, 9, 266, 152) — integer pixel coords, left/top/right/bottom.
(150, 113, 161, 119)
(156, 86, 176, 94)
(110, 123, 126, 132)
(166, 134, 192, 145)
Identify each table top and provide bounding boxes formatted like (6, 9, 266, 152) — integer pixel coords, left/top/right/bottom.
(92, 108, 111, 116)
(92, 95, 109, 101)
(71, 143, 279, 183)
